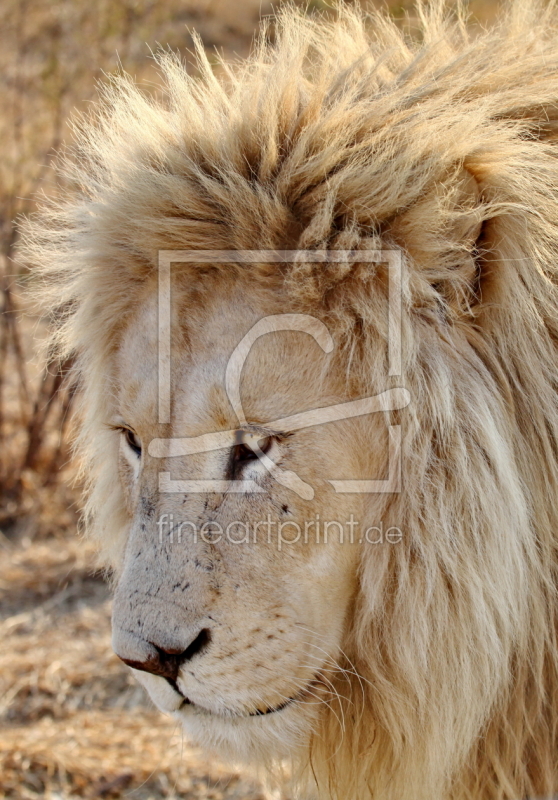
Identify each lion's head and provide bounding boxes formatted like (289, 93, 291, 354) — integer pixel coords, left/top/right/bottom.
(110, 282, 373, 754)
(25, 3, 558, 799)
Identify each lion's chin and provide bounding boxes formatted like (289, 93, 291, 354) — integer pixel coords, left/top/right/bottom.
(174, 699, 314, 764)
(132, 666, 322, 761)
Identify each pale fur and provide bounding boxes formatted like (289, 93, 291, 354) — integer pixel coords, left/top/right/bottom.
(23, 2, 558, 799)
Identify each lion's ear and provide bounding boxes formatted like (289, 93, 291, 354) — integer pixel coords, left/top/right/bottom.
(389, 166, 484, 319)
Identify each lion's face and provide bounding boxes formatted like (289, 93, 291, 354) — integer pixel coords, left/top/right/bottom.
(110, 280, 385, 759)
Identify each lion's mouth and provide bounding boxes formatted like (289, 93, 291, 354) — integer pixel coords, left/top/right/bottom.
(170, 675, 321, 718)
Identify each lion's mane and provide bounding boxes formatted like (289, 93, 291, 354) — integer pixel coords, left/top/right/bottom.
(24, 2, 558, 798)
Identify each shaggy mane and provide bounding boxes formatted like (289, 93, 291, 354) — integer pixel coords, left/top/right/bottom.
(23, 2, 558, 799)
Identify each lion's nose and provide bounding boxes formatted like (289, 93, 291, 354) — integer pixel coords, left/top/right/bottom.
(116, 628, 211, 682)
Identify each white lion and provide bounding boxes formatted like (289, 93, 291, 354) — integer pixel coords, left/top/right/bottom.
(25, 2, 558, 798)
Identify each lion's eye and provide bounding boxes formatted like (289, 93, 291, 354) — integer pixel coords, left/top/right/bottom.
(122, 428, 142, 457)
(234, 431, 273, 464)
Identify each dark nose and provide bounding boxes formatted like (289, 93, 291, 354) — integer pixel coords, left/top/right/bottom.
(118, 628, 211, 682)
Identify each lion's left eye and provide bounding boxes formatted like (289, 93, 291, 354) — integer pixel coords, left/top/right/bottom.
(235, 431, 273, 464)
(122, 428, 142, 457)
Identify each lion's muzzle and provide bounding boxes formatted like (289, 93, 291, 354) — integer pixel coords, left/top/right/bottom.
(114, 627, 211, 683)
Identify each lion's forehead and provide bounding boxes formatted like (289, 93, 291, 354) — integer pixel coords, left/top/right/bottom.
(115, 287, 343, 436)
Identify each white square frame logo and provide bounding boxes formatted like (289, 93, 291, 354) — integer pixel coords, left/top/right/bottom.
(150, 250, 407, 497)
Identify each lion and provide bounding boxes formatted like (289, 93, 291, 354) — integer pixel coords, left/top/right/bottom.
(23, 2, 558, 798)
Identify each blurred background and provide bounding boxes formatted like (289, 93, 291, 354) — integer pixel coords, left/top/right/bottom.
(0, 1, 501, 798)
